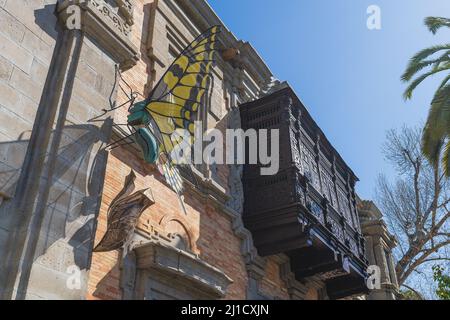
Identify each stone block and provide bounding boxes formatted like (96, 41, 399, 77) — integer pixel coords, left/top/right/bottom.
(0, 105, 33, 139)
(66, 96, 97, 124)
(4, 140, 28, 170)
(94, 74, 115, 99)
(0, 55, 13, 81)
(53, 154, 90, 194)
(0, 161, 20, 196)
(0, 31, 33, 74)
(0, 8, 26, 43)
(16, 94, 38, 125)
(76, 62, 97, 86)
(0, 80, 20, 111)
(80, 40, 116, 84)
(73, 78, 106, 111)
(30, 58, 48, 83)
(46, 180, 86, 215)
(22, 30, 53, 65)
(9, 66, 44, 103)
(3, 0, 49, 39)
(26, 262, 88, 300)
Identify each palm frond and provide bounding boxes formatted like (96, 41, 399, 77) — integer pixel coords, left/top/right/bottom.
(443, 139, 450, 177)
(403, 66, 450, 100)
(422, 84, 450, 164)
(438, 74, 450, 91)
(425, 17, 450, 35)
(403, 44, 450, 76)
(401, 50, 450, 82)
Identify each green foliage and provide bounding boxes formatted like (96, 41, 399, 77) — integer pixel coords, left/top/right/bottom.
(398, 289, 423, 300)
(433, 265, 450, 300)
(425, 17, 450, 34)
(402, 17, 450, 176)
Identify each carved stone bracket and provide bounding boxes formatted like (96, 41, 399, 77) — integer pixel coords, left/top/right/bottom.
(57, 0, 139, 70)
(94, 170, 155, 252)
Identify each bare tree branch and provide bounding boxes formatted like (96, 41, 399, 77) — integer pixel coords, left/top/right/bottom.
(376, 125, 450, 290)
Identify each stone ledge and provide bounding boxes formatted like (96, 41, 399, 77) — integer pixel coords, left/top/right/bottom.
(134, 240, 233, 298)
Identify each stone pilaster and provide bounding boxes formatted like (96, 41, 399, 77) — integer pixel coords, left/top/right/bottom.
(0, 0, 139, 300)
(357, 199, 399, 300)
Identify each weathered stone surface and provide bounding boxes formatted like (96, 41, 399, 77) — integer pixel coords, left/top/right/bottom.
(0, 55, 13, 81)
(26, 262, 88, 300)
(22, 30, 54, 66)
(0, 8, 26, 43)
(0, 32, 33, 74)
(3, 0, 50, 39)
(0, 105, 33, 139)
(9, 67, 44, 103)
(0, 80, 20, 111)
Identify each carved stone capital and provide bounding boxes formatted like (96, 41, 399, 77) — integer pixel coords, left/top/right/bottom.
(57, 0, 139, 70)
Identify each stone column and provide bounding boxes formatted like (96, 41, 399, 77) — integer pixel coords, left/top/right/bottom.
(358, 200, 399, 300)
(0, 0, 138, 300)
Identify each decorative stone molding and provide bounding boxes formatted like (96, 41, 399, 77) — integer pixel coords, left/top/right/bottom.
(245, 256, 270, 300)
(116, 0, 134, 25)
(91, 0, 132, 36)
(57, 0, 139, 70)
(357, 199, 399, 300)
(132, 240, 233, 299)
(158, 215, 195, 252)
(276, 255, 309, 300)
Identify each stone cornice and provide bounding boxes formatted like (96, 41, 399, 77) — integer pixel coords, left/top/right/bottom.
(362, 220, 397, 249)
(57, 0, 139, 70)
(167, 0, 273, 86)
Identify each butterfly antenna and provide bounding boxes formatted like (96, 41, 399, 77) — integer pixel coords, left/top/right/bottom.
(106, 130, 136, 151)
(177, 192, 188, 215)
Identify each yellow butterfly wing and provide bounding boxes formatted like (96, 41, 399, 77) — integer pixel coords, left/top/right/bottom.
(145, 26, 221, 160)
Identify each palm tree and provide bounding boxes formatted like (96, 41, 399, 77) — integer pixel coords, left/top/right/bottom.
(401, 17, 450, 176)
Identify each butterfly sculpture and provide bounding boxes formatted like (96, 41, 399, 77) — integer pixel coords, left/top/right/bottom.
(93, 26, 221, 253)
(127, 25, 221, 193)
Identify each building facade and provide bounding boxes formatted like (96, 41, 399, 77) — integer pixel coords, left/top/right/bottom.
(0, 0, 398, 300)
(358, 199, 399, 300)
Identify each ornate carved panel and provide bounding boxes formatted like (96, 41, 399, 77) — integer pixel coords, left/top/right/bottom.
(301, 144, 321, 193)
(337, 187, 352, 225)
(92, 0, 133, 36)
(320, 167, 338, 210)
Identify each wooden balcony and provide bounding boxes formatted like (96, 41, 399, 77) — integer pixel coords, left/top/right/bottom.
(240, 86, 369, 299)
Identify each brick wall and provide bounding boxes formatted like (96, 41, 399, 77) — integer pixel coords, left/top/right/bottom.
(86, 0, 312, 301)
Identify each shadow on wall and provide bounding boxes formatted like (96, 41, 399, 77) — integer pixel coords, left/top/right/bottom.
(0, 121, 112, 271)
(0, 3, 59, 196)
(34, 4, 59, 42)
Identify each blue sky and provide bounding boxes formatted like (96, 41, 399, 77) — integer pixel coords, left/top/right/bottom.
(207, 0, 450, 200)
